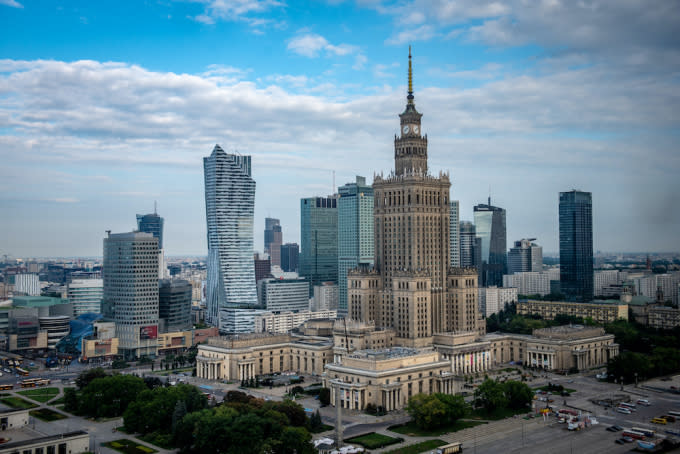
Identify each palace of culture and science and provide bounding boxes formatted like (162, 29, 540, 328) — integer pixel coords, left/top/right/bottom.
(196, 50, 619, 412)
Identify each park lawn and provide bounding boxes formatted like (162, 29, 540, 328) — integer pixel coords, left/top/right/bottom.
(17, 387, 60, 403)
(104, 439, 158, 454)
(139, 432, 175, 450)
(30, 408, 67, 422)
(382, 439, 448, 454)
(0, 396, 38, 409)
(345, 432, 403, 449)
(468, 406, 530, 421)
(389, 419, 485, 437)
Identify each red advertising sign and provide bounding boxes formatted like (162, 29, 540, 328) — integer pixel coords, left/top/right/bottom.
(139, 325, 158, 340)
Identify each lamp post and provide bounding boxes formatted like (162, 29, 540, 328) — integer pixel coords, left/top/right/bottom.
(634, 372, 638, 388)
(620, 376, 624, 391)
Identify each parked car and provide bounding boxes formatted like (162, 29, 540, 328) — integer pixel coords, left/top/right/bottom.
(615, 439, 625, 445)
(616, 407, 632, 415)
(613, 425, 624, 431)
(622, 437, 634, 443)
(637, 399, 651, 406)
(606, 426, 618, 432)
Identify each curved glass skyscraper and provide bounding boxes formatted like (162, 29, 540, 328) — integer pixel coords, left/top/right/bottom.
(204, 145, 257, 332)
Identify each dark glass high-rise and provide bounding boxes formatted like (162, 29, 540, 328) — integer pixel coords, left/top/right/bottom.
(559, 190, 593, 302)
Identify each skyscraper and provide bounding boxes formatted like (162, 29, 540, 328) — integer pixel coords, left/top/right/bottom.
(459, 221, 482, 274)
(204, 145, 258, 332)
(337, 176, 374, 317)
(137, 209, 166, 279)
(449, 201, 460, 267)
(473, 199, 507, 287)
(300, 195, 338, 292)
(264, 218, 283, 267)
(559, 190, 593, 302)
(136, 210, 164, 249)
(348, 49, 483, 343)
(508, 239, 543, 274)
(280, 243, 299, 273)
(103, 231, 159, 359)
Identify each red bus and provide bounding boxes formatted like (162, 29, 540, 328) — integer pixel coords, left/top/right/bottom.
(622, 430, 646, 440)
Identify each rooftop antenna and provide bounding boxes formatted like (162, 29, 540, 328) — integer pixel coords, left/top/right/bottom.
(154, 200, 157, 215)
(332, 170, 336, 194)
(488, 185, 491, 206)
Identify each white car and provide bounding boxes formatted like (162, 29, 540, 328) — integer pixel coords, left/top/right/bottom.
(616, 407, 632, 414)
(637, 399, 651, 406)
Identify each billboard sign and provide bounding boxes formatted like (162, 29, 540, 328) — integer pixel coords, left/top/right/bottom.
(139, 325, 158, 340)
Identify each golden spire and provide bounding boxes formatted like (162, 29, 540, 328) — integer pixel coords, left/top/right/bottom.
(407, 45, 415, 105)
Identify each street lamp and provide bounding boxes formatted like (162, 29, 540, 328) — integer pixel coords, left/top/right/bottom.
(620, 376, 624, 391)
(634, 372, 638, 388)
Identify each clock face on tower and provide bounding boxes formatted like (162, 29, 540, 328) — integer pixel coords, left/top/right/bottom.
(413, 125, 419, 134)
(402, 125, 410, 134)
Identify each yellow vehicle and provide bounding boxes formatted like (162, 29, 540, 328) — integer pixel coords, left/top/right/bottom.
(651, 417, 667, 425)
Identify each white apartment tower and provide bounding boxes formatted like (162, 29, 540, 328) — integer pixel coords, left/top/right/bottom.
(449, 201, 460, 267)
(204, 145, 258, 333)
(103, 231, 159, 360)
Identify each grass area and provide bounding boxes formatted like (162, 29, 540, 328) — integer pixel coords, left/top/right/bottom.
(30, 408, 67, 422)
(310, 423, 333, 434)
(104, 439, 158, 454)
(534, 385, 577, 394)
(17, 387, 60, 403)
(468, 407, 530, 421)
(50, 396, 66, 405)
(345, 432, 403, 450)
(389, 419, 486, 437)
(0, 396, 38, 409)
(382, 439, 448, 454)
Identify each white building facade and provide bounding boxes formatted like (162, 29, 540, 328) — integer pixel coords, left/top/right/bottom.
(14, 274, 40, 296)
(67, 278, 103, 316)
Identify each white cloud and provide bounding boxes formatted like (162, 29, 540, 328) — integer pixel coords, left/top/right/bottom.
(287, 33, 359, 58)
(189, 0, 284, 28)
(0, 0, 23, 8)
(0, 58, 678, 255)
(385, 24, 437, 45)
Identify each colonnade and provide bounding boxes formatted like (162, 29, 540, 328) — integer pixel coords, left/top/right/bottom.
(527, 350, 555, 370)
(449, 350, 490, 375)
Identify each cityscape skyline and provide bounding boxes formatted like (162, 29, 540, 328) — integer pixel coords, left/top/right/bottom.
(1, 1, 679, 257)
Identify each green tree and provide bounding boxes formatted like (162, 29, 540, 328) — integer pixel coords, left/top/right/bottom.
(474, 379, 508, 413)
(607, 351, 652, 383)
(278, 426, 314, 454)
(79, 374, 147, 418)
(318, 387, 331, 406)
(502, 380, 533, 410)
(433, 393, 468, 425)
(64, 387, 79, 413)
(406, 394, 446, 429)
(76, 367, 108, 390)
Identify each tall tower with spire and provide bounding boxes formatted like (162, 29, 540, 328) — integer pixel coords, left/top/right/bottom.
(348, 48, 483, 347)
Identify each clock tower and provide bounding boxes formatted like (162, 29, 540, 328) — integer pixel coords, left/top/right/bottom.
(395, 46, 428, 176)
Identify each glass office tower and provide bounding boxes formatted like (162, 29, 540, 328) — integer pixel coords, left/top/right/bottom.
(337, 176, 374, 317)
(473, 199, 507, 287)
(559, 190, 593, 302)
(204, 145, 257, 332)
(300, 195, 338, 293)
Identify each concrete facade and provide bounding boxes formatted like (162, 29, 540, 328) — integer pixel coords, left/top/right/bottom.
(517, 299, 628, 323)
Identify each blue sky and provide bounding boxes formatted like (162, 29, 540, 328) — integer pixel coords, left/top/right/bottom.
(1, 0, 679, 257)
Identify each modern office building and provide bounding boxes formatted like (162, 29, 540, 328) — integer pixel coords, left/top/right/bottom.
(254, 254, 272, 283)
(459, 221, 481, 269)
(136, 210, 164, 249)
(159, 279, 192, 333)
(254, 310, 337, 334)
(559, 190, 593, 302)
(449, 201, 460, 267)
(300, 195, 338, 291)
(337, 176, 374, 316)
(14, 273, 40, 296)
(473, 199, 507, 287)
(137, 209, 167, 278)
(204, 145, 258, 332)
(593, 270, 621, 297)
(264, 218, 283, 267)
(280, 243, 299, 273)
(67, 279, 103, 316)
(259, 278, 310, 313)
(507, 239, 543, 274)
(102, 231, 159, 359)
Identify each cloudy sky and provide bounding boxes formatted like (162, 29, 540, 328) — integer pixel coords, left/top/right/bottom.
(1, 0, 679, 257)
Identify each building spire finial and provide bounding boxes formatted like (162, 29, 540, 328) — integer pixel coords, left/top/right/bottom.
(407, 46, 414, 104)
